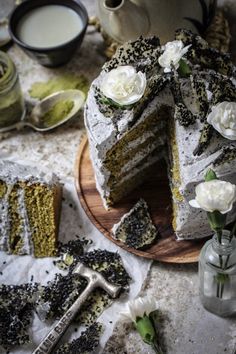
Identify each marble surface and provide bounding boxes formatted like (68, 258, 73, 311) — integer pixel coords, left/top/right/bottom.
(0, 1, 236, 353)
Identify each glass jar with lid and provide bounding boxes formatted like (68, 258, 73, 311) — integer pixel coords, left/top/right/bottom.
(0, 50, 25, 131)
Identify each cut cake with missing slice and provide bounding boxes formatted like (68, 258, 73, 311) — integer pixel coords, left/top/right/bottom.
(112, 199, 158, 249)
(85, 30, 236, 240)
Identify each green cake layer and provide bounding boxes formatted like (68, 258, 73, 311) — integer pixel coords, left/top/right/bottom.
(104, 108, 168, 173)
(0, 160, 62, 257)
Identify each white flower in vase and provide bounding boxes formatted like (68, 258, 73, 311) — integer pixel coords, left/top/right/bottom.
(189, 179, 236, 214)
(100, 65, 146, 106)
(190, 169, 236, 309)
(189, 169, 236, 238)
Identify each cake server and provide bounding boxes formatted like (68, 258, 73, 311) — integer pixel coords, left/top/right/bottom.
(32, 262, 121, 354)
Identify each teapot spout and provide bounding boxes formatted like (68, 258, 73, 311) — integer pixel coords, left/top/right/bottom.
(103, 0, 124, 11)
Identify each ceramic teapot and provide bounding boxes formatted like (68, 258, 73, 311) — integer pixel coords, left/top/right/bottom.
(97, 0, 217, 44)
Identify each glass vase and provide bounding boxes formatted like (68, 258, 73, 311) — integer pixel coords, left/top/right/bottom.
(199, 230, 236, 317)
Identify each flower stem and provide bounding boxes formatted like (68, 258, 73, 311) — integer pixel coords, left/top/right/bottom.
(216, 229, 222, 244)
(215, 230, 224, 298)
(216, 282, 220, 298)
(152, 338, 164, 354)
(230, 221, 236, 241)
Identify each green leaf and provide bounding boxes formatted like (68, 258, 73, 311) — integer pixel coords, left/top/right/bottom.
(135, 315, 156, 345)
(204, 169, 217, 181)
(178, 59, 191, 78)
(99, 96, 133, 110)
(204, 170, 226, 233)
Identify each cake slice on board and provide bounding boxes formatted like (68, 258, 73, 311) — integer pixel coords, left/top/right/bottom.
(112, 198, 158, 249)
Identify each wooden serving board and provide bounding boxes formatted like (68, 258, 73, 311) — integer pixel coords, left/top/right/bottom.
(74, 137, 207, 263)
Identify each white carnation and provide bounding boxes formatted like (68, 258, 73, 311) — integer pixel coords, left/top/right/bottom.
(207, 101, 236, 140)
(100, 65, 146, 106)
(120, 296, 158, 323)
(158, 40, 191, 73)
(189, 180, 236, 214)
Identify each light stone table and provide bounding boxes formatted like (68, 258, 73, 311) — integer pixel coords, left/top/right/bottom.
(0, 1, 236, 353)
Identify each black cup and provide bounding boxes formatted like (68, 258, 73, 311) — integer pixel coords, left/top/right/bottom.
(9, 0, 88, 67)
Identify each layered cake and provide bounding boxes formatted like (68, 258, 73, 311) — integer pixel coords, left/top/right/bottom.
(84, 29, 236, 240)
(0, 160, 62, 257)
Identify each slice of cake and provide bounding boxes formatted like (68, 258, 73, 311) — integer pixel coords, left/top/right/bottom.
(0, 160, 62, 257)
(112, 199, 158, 249)
(85, 37, 169, 208)
(85, 30, 236, 240)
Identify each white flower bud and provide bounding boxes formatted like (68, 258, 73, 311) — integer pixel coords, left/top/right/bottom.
(158, 40, 191, 73)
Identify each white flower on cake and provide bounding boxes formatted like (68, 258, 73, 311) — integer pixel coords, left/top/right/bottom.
(120, 296, 157, 322)
(100, 65, 146, 106)
(189, 180, 236, 214)
(207, 101, 236, 140)
(158, 40, 191, 73)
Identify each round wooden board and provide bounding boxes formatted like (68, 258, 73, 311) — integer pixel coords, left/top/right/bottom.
(74, 137, 207, 263)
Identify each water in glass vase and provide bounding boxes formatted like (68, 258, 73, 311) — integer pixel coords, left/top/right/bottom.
(199, 230, 236, 317)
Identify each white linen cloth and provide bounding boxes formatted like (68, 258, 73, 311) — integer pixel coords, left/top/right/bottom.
(0, 172, 151, 354)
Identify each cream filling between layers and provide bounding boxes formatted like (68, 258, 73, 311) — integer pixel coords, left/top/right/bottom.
(95, 150, 164, 209)
(0, 185, 34, 254)
(0, 160, 61, 254)
(92, 135, 166, 191)
(0, 184, 13, 251)
(17, 188, 34, 254)
(89, 121, 165, 169)
(85, 77, 173, 163)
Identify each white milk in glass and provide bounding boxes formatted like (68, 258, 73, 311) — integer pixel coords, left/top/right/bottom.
(17, 5, 83, 48)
